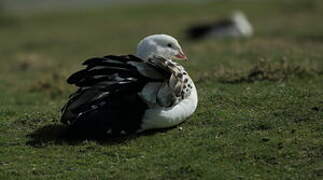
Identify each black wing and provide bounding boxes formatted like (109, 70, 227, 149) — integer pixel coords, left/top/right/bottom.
(186, 19, 233, 40)
(61, 55, 170, 136)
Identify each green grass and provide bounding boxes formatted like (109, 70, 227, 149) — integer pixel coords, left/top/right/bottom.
(1, 0, 323, 179)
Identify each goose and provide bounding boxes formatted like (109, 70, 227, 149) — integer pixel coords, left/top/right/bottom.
(187, 11, 253, 40)
(61, 34, 198, 136)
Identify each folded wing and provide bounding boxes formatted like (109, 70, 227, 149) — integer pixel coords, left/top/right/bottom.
(61, 55, 183, 135)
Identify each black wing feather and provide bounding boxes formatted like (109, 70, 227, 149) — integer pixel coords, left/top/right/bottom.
(61, 55, 167, 136)
(67, 65, 139, 85)
(187, 19, 233, 40)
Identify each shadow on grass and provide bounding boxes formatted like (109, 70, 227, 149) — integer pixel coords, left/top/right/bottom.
(26, 124, 170, 147)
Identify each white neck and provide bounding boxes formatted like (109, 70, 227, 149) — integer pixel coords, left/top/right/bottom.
(135, 38, 157, 60)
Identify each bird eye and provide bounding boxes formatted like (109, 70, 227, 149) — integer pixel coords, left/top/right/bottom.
(167, 43, 173, 48)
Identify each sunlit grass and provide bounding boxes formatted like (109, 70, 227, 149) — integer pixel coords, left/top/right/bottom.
(0, 0, 323, 179)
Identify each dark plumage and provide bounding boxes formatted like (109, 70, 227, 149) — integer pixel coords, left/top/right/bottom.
(61, 55, 169, 136)
(186, 19, 233, 40)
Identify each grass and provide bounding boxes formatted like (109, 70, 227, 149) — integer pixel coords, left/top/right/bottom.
(0, 0, 323, 179)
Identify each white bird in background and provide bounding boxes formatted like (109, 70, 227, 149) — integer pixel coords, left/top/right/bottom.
(61, 34, 198, 136)
(187, 11, 254, 40)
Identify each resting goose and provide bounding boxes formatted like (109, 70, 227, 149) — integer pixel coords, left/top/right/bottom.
(187, 11, 253, 40)
(61, 34, 198, 136)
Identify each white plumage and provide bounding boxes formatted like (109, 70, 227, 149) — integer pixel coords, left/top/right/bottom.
(61, 34, 198, 136)
(139, 81, 198, 131)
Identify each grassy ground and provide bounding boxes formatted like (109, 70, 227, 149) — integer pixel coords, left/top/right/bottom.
(0, 0, 323, 179)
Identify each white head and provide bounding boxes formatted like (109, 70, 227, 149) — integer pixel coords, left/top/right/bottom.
(135, 34, 187, 61)
(231, 11, 253, 37)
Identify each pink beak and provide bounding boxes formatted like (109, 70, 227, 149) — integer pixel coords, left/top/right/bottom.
(175, 51, 188, 60)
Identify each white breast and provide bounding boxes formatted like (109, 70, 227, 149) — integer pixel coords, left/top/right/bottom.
(138, 81, 198, 132)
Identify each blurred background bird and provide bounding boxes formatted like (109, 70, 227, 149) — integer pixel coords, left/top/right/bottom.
(186, 11, 254, 40)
